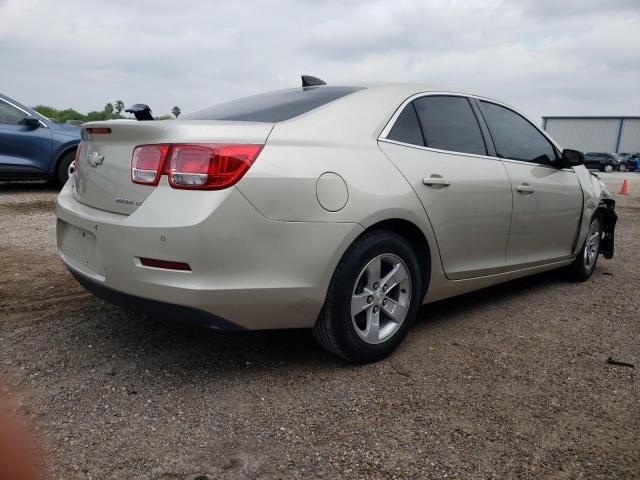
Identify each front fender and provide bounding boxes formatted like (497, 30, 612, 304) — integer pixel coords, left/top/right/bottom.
(573, 166, 616, 258)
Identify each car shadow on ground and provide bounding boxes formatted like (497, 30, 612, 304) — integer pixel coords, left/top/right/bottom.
(78, 268, 571, 377)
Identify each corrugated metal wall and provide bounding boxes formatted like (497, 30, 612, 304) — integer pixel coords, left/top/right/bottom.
(544, 118, 620, 152)
(619, 119, 640, 153)
(543, 117, 640, 153)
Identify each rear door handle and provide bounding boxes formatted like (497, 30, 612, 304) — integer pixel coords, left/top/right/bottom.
(422, 176, 451, 187)
(516, 184, 535, 194)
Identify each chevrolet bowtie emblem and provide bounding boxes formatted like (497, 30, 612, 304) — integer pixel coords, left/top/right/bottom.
(87, 152, 104, 167)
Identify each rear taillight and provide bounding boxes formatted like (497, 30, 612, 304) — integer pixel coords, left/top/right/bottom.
(168, 144, 262, 190)
(131, 144, 170, 185)
(73, 143, 86, 171)
(130, 144, 262, 190)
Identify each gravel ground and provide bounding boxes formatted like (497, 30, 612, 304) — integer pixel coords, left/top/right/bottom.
(0, 173, 638, 479)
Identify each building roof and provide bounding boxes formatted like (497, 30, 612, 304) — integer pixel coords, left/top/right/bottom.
(542, 116, 640, 120)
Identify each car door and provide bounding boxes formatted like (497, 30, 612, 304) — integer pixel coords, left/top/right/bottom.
(0, 98, 52, 177)
(378, 94, 513, 280)
(476, 99, 583, 267)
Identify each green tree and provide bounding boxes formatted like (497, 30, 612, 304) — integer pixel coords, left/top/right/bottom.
(32, 105, 60, 121)
(104, 102, 115, 117)
(56, 108, 85, 123)
(114, 100, 125, 115)
(171, 106, 181, 118)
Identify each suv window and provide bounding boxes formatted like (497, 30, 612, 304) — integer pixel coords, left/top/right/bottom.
(387, 103, 424, 146)
(413, 96, 487, 155)
(182, 86, 364, 123)
(0, 100, 27, 125)
(479, 101, 556, 164)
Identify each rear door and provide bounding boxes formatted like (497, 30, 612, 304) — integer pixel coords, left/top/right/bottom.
(476, 100, 583, 267)
(378, 94, 512, 280)
(0, 98, 52, 177)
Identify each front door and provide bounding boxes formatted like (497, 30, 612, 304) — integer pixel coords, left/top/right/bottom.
(476, 100, 583, 266)
(0, 99, 52, 177)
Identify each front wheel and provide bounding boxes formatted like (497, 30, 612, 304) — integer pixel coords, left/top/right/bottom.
(566, 215, 602, 282)
(603, 164, 614, 173)
(618, 164, 627, 172)
(313, 230, 424, 364)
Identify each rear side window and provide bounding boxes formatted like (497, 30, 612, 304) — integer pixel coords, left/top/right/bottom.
(387, 103, 424, 146)
(182, 86, 364, 123)
(413, 96, 487, 155)
(479, 101, 557, 164)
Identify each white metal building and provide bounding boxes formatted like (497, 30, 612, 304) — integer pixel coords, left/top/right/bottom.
(542, 116, 640, 154)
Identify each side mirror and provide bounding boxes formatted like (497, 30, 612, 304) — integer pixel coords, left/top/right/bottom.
(561, 149, 584, 167)
(23, 115, 41, 128)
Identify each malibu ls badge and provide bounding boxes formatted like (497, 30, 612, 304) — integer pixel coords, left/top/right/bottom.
(115, 197, 143, 207)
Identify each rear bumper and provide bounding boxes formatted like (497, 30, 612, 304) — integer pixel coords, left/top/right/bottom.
(72, 271, 244, 330)
(56, 181, 363, 329)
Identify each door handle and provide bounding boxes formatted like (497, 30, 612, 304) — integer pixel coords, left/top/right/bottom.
(516, 184, 535, 194)
(422, 176, 451, 187)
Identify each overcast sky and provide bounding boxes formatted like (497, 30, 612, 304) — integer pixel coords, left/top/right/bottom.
(1, 0, 638, 122)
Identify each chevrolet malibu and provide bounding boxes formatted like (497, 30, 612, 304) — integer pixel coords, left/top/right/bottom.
(56, 78, 617, 363)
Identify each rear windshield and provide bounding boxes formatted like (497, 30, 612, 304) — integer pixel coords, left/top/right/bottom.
(182, 86, 364, 123)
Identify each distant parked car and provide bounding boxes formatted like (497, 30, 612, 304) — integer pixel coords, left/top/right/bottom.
(584, 152, 618, 173)
(617, 153, 637, 172)
(0, 93, 81, 186)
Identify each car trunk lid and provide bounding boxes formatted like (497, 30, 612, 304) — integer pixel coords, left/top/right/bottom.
(73, 120, 273, 214)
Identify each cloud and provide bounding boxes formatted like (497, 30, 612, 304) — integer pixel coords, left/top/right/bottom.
(0, 0, 638, 123)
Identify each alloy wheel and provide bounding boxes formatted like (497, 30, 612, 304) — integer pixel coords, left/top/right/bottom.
(583, 219, 601, 272)
(351, 253, 412, 344)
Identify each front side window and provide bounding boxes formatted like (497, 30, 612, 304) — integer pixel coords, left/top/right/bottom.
(479, 101, 557, 164)
(0, 100, 27, 125)
(413, 96, 487, 155)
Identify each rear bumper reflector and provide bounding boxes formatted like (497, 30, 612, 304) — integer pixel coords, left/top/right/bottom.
(139, 257, 191, 271)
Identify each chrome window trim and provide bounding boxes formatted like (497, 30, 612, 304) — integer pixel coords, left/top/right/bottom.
(379, 90, 568, 170)
(378, 137, 501, 162)
(380, 138, 574, 172)
(0, 98, 48, 128)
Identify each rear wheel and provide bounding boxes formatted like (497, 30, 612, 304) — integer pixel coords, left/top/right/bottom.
(618, 164, 627, 172)
(55, 150, 76, 187)
(566, 215, 602, 282)
(313, 230, 423, 364)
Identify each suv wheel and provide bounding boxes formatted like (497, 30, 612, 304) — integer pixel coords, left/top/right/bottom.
(313, 230, 423, 364)
(566, 215, 602, 282)
(55, 150, 76, 187)
(603, 164, 614, 173)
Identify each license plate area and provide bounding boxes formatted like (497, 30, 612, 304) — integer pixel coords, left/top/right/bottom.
(58, 220, 105, 280)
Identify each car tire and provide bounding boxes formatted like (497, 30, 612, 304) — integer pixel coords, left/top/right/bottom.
(312, 230, 423, 364)
(566, 214, 602, 282)
(603, 164, 614, 173)
(618, 164, 627, 172)
(55, 150, 76, 187)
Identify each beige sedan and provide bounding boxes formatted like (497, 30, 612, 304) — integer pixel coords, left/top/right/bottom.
(56, 76, 617, 363)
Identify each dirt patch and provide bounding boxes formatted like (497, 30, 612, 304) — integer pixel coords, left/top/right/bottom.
(0, 185, 638, 479)
(0, 199, 56, 215)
